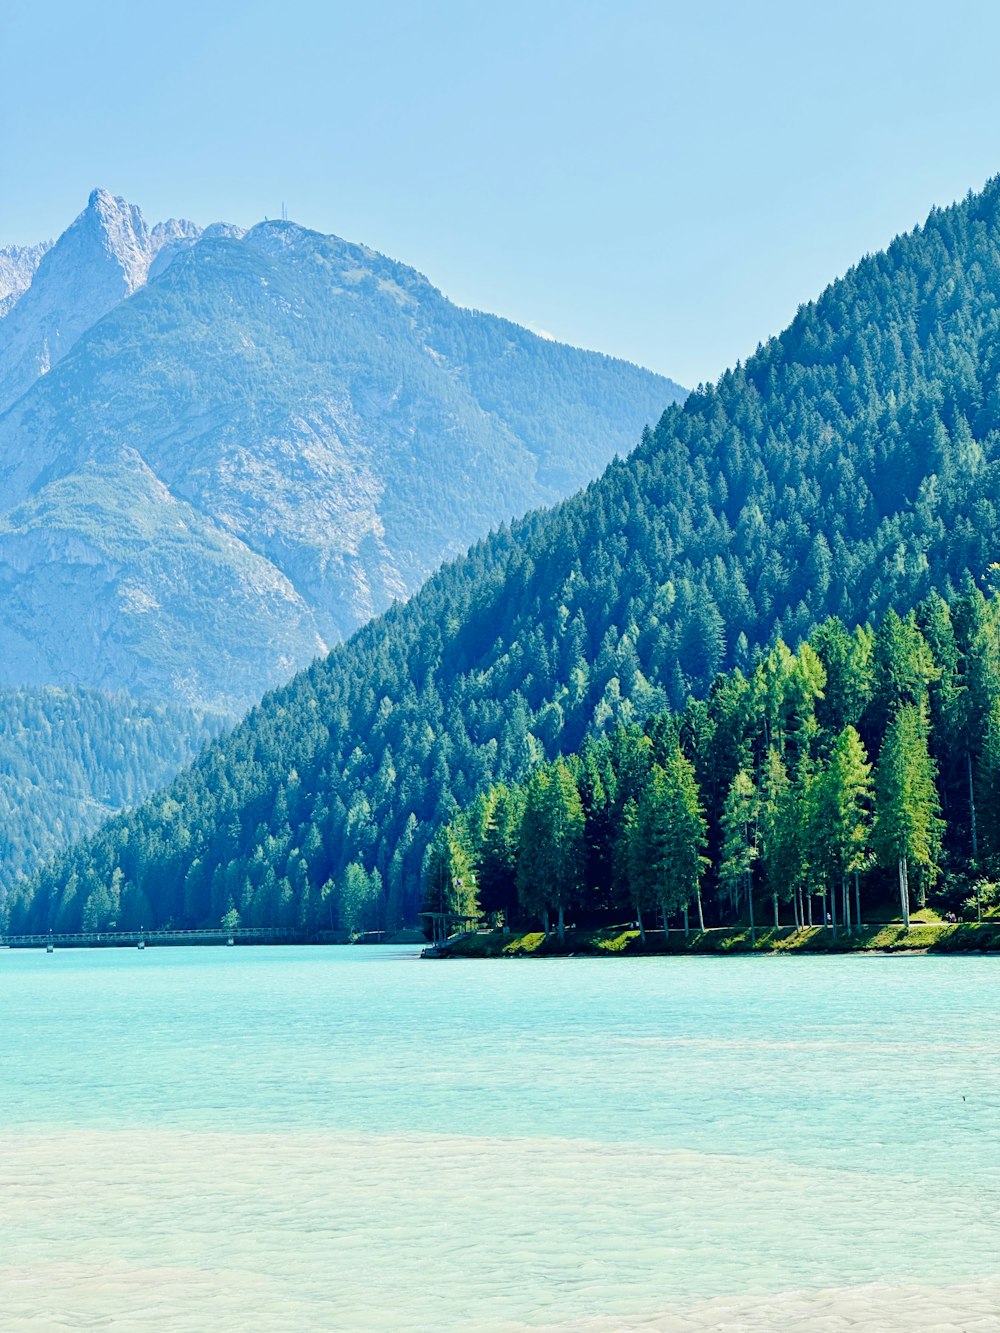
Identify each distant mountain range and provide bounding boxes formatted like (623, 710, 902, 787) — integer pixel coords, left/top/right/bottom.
(0, 191, 683, 712)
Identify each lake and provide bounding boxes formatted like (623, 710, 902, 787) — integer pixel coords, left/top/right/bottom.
(1, 946, 997, 1330)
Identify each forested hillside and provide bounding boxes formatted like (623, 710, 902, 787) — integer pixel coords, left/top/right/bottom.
(0, 688, 221, 885)
(426, 590, 1000, 942)
(13, 178, 1000, 935)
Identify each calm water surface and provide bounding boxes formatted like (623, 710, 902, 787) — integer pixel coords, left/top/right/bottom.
(1, 947, 997, 1329)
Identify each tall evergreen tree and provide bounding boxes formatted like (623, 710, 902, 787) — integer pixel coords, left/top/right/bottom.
(474, 784, 523, 926)
(721, 770, 759, 941)
(873, 704, 943, 930)
(812, 727, 872, 933)
(951, 582, 1000, 860)
(630, 747, 708, 938)
(759, 748, 805, 928)
(976, 700, 1000, 870)
(516, 761, 585, 941)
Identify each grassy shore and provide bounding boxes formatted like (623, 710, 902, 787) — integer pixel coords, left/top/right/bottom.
(439, 918, 1000, 958)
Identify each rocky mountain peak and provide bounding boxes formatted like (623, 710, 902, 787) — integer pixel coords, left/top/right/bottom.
(150, 216, 202, 256)
(0, 190, 157, 412)
(79, 188, 152, 293)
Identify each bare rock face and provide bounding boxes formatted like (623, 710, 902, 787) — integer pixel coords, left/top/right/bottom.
(0, 193, 684, 712)
(0, 242, 51, 318)
(0, 190, 152, 413)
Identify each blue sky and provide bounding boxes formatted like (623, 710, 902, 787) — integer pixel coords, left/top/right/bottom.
(3, 0, 1000, 387)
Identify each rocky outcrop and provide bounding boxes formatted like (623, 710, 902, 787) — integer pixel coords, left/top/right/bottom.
(0, 190, 151, 412)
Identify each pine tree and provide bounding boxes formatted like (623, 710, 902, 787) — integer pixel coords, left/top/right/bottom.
(474, 784, 523, 927)
(624, 794, 654, 943)
(976, 700, 1000, 868)
(721, 770, 759, 941)
(873, 704, 943, 929)
(516, 761, 585, 940)
(865, 611, 938, 741)
(541, 759, 586, 942)
(812, 727, 872, 933)
(951, 582, 1000, 861)
(421, 825, 476, 941)
(660, 744, 709, 934)
(759, 748, 804, 928)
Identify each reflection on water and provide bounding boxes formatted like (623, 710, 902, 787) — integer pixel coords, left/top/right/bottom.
(0, 947, 997, 1328)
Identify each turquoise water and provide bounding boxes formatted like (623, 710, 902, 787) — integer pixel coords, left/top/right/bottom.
(1, 947, 998, 1329)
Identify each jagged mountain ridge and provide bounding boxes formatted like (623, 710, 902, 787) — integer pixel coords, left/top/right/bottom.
(0, 193, 225, 413)
(17, 175, 1000, 934)
(0, 192, 154, 412)
(0, 192, 683, 711)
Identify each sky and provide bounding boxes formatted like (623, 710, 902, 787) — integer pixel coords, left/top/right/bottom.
(3, 0, 1000, 388)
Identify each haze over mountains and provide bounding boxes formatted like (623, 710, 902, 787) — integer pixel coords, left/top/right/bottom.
(19, 177, 1000, 935)
(0, 190, 683, 713)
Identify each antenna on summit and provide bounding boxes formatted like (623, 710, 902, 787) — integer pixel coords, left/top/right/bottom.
(281, 201, 287, 221)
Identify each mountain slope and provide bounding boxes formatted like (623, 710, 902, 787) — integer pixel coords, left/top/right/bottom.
(0, 242, 51, 319)
(0, 199, 682, 711)
(19, 177, 1000, 935)
(0, 191, 154, 413)
(0, 686, 221, 885)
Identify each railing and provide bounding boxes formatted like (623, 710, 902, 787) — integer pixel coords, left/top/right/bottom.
(0, 927, 301, 948)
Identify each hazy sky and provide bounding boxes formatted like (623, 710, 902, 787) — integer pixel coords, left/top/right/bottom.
(4, 0, 1000, 387)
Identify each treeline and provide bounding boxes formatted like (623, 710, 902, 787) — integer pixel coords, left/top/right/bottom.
(425, 589, 1000, 939)
(12, 178, 1000, 935)
(0, 687, 223, 886)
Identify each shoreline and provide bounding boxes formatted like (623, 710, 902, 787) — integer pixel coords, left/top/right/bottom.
(433, 920, 1000, 959)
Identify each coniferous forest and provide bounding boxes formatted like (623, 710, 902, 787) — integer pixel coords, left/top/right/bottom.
(10, 179, 1000, 937)
(428, 591, 1000, 942)
(0, 688, 221, 886)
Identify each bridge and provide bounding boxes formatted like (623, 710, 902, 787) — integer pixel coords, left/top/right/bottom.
(0, 926, 305, 949)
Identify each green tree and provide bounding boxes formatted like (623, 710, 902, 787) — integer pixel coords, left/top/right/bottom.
(873, 704, 943, 929)
(976, 700, 1000, 869)
(516, 760, 585, 941)
(340, 860, 381, 938)
(721, 770, 759, 941)
(865, 611, 937, 740)
(811, 727, 872, 933)
(474, 784, 523, 927)
(810, 618, 874, 734)
(636, 745, 709, 936)
(759, 748, 804, 928)
(951, 583, 1000, 860)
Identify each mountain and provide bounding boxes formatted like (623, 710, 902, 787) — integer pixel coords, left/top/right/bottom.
(0, 191, 155, 413)
(16, 175, 1000, 937)
(0, 193, 682, 711)
(0, 242, 51, 319)
(0, 686, 222, 885)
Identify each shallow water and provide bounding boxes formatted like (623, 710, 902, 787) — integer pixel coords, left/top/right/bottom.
(1, 946, 997, 1329)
